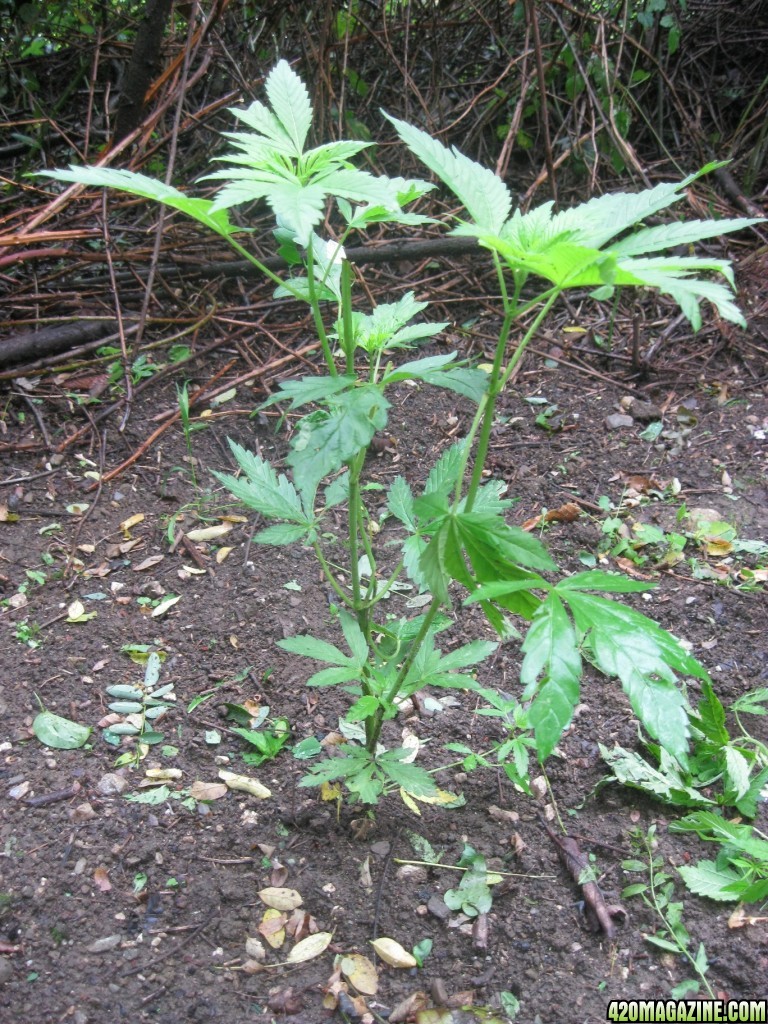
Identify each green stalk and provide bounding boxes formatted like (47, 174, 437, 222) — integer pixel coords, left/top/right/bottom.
(340, 258, 356, 375)
(346, 450, 368, 613)
(304, 240, 338, 376)
(311, 540, 355, 609)
(366, 594, 442, 753)
(463, 286, 561, 511)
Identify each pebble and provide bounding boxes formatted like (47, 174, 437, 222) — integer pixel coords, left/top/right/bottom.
(0, 957, 14, 984)
(87, 935, 123, 953)
(427, 894, 451, 921)
(96, 773, 128, 796)
(604, 413, 634, 430)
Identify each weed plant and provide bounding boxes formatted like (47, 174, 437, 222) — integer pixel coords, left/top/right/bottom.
(41, 61, 762, 805)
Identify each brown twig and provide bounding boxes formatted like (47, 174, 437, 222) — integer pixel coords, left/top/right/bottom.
(538, 814, 624, 940)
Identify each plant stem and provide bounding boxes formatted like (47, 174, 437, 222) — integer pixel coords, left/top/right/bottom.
(366, 594, 442, 754)
(305, 240, 338, 376)
(460, 284, 562, 512)
(643, 834, 716, 999)
(347, 450, 366, 613)
(340, 259, 356, 375)
(311, 540, 354, 609)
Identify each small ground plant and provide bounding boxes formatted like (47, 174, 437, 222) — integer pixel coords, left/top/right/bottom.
(41, 61, 762, 805)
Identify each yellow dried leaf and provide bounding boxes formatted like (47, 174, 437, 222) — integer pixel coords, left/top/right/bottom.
(340, 953, 379, 995)
(321, 781, 343, 803)
(258, 887, 303, 912)
(215, 546, 233, 564)
(370, 937, 417, 968)
(286, 931, 332, 964)
(399, 788, 421, 815)
(218, 769, 271, 799)
(186, 522, 232, 542)
(259, 908, 286, 949)
(120, 513, 145, 535)
(145, 768, 182, 781)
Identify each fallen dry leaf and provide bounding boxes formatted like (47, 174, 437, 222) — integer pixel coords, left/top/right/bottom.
(93, 865, 112, 892)
(186, 522, 232, 542)
(286, 930, 332, 964)
(145, 768, 183, 781)
(244, 935, 266, 961)
(522, 501, 582, 531)
(388, 990, 430, 1023)
(120, 513, 145, 536)
(370, 936, 417, 969)
(258, 887, 303, 912)
(218, 769, 271, 799)
(133, 554, 164, 572)
(728, 905, 768, 929)
(259, 908, 287, 949)
(340, 953, 379, 995)
(188, 781, 228, 801)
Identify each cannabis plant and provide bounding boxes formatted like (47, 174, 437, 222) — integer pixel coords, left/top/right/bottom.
(40, 60, 762, 805)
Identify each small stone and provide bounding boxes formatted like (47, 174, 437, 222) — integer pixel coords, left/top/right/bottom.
(69, 802, 97, 822)
(427, 894, 451, 921)
(396, 865, 427, 883)
(87, 935, 123, 953)
(625, 398, 663, 421)
(604, 413, 634, 430)
(96, 773, 128, 796)
(0, 957, 14, 984)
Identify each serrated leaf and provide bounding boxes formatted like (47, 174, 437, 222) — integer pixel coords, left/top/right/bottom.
(563, 590, 699, 763)
(125, 785, 171, 804)
(253, 523, 312, 546)
(384, 112, 512, 232)
(520, 593, 582, 761)
(601, 744, 712, 807)
(387, 476, 416, 530)
(261, 374, 355, 411)
(287, 387, 389, 500)
(277, 633, 355, 667)
(723, 745, 751, 801)
(38, 167, 236, 238)
(216, 441, 303, 520)
(264, 59, 313, 155)
(622, 883, 649, 898)
(677, 860, 743, 902)
(556, 570, 655, 594)
(423, 441, 468, 499)
(339, 610, 369, 664)
(645, 935, 683, 953)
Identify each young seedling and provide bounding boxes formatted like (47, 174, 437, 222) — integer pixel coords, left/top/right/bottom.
(622, 824, 715, 999)
(40, 60, 763, 806)
(176, 381, 199, 492)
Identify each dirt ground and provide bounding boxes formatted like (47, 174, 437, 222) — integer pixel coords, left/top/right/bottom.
(1, 267, 767, 1023)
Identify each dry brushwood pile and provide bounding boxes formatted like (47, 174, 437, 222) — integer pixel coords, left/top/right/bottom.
(1, 4, 768, 1024)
